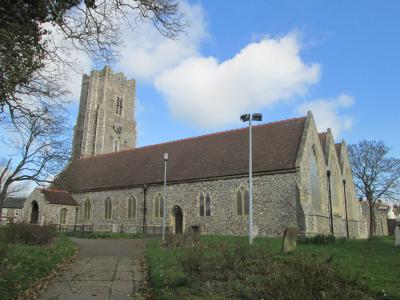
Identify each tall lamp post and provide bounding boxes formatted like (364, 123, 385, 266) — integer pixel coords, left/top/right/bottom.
(240, 113, 262, 244)
(162, 152, 168, 241)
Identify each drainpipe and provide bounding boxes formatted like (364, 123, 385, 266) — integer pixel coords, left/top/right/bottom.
(327, 170, 334, 235)
(143, 184, 148, 235)
(343, 180, 350, 238)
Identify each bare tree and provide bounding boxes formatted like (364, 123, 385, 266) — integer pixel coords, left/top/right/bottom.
(348, 141, 400, 238)
(0, 109, 70, 217)
(1, 0, 186, 120)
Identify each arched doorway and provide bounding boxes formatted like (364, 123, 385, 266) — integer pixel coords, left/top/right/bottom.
(31, 201, 39, 224)
(172, 205, 183, 234)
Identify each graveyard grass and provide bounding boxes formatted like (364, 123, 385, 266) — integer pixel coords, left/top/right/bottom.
(146, 235, 400, 299)
(0, 232, 77, 300)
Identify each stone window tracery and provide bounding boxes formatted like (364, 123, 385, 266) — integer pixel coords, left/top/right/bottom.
(105, 198, 112, 219)
(84, 199, 91, 220)
(60, 208, 67, 225)
(128, 196, 137, 218)
(154, 193, 164, 218)
(236, 186, 249, 216)
(199, 191, 211, 217)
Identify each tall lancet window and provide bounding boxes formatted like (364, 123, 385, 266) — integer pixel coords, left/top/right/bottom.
(310, 147, 322, 211)
(116, 97, 123, 115)
(154, 193, 164, 218)
(199, 191, 211, 216)
(84, 199, 91, 220)
(128, 196, 137, 218)
(236, 185, 249, 216)
(105, 198, 112, 219)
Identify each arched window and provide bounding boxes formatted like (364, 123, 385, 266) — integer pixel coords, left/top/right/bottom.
(236, 186, 249, 216)
(60, 208, 67, 225)
(84, 199, 91, 220)
(105, 198, 112, 219)
(154, 194, 164, 218)
(128, 196, 137, 218)
(199, 191, 211, 217)
(116, 97, 123, 115)
(310, 147, 322, 211)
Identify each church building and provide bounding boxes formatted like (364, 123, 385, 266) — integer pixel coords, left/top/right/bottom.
(19, 66, 368, 238)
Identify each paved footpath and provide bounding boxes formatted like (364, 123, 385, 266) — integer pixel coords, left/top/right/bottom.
(38, 238, 147, 300)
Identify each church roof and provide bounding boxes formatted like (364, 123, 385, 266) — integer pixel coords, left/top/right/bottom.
(41, 189, 79, 206)
(54, 116, 306, 192)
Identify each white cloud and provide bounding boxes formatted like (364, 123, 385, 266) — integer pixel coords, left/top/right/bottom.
(296, 94, 355, 139)
(154, 33, 320, 128)
(116, 1, 207, 82)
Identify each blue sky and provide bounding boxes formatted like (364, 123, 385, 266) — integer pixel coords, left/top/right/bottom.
(41, 1, 400, 158)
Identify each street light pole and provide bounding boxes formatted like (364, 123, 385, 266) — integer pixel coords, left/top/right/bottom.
(162, 152, 168, 242)
(248, 117, 253, 244)
(240, 113, 262, 245)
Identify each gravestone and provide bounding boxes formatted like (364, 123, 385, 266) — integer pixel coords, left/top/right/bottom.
(395, 226, 400, 247)
(282, 225, 298, 253)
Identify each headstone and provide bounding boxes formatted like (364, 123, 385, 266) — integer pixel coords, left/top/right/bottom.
(282, 225, 298, 253)
(395, 226, 400, 247)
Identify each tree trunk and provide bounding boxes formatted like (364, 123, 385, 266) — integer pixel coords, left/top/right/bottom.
(0, 190, 7, 223)
(368, 198, 375, 238)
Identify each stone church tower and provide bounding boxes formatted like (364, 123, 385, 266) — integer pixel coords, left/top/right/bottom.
(72, 66, 136, 159)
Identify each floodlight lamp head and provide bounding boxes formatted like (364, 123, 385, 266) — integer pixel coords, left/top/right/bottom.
(252, 113, 262, 121)
(164, 153, 168, 161)
(240, 114, 251, 122)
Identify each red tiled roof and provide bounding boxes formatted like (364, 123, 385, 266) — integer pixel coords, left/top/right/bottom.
(54, 117, 306, 192)
(41, 189, 79, 206)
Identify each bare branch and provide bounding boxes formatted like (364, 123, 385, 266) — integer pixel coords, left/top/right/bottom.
(348, 140, 400, 237)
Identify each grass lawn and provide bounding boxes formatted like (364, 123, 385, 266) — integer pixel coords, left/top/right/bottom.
(146, 235, 400, 299)
(0, 233, 77, 300)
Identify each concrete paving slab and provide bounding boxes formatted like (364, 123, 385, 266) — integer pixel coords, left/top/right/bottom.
(117, 264, 134, 272)
(39, 281, 69, 300)
(69, 280, 113, 288)
(133, 271, 145, 282)
(74, 270, 115, 281)
(114, 271, 133, 281)
(59, 286, 110, 300)
(38, 238, 147, 300)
